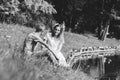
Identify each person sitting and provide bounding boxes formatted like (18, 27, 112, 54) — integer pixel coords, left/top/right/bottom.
(23, 23, 47, 57)
(45, 22, 70, 67)
(23, 22, 69, 67)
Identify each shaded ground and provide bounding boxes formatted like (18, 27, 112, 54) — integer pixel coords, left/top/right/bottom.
(0, 23, 120, 80)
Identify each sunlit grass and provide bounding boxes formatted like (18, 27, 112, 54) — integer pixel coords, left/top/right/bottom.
(0, 23, 120, 80)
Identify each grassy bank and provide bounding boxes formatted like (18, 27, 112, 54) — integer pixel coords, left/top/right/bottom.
(0, 23, 120, 80)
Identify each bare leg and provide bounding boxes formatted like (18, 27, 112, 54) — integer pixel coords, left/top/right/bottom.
(55, 52, 70, 67)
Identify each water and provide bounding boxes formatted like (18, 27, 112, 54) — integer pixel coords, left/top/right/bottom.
(89, 55, 120, 80)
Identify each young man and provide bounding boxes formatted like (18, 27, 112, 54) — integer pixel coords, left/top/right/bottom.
(23, 23, 47, 57)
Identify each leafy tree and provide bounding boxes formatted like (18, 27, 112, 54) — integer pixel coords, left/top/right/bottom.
(24, 0, 56, 14)
(52, 0, 120, 40)
(0, 0, 20, 23)
(0, 0, 57, 27)
(53, 0, 87, 32)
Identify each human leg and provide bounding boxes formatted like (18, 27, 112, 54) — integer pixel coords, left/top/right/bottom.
(55, 52, 70, 67)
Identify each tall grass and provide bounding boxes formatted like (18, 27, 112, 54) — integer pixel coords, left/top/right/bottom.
(0, 23, 97, 80)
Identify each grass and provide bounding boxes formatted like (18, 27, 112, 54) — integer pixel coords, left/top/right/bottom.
(62, 32, 120, 57)
(0, 23, 120, 80)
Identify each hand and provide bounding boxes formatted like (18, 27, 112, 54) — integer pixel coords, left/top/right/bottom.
(31, 33, 43, 42)
(62, 21, 65, 31)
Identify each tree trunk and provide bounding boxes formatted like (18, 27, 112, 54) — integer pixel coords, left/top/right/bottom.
(101, 24, 109, 41)
(99, 14, 110, 41)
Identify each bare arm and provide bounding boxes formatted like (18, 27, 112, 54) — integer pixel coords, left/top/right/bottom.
(31, 33, 59, 60)
(58, 22, 65, 51)
(111, 13, 120, 20)
(24, 32, 46, 55)
(61, 21, 65, 35)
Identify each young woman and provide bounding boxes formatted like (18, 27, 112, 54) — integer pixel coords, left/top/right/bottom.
(45, 22, 70, 67)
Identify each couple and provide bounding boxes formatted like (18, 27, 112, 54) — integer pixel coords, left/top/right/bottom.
(23, 22, 70, 67)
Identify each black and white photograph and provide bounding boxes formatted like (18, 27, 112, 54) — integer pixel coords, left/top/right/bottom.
(0, 0, 120, 80)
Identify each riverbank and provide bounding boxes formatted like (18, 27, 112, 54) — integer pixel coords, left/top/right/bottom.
(0, 23, 120, 80)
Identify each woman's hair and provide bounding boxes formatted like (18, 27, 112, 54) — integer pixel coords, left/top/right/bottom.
(51, 23, 64, 38)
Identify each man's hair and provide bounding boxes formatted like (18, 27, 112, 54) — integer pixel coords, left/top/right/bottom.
(35, 23, 45, 32)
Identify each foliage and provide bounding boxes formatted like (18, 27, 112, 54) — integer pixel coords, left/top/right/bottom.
(0, 0, 57, 27)
(53, 0, 120, 39)
(0, 0, 20, 15)
(0, 0, 20, 23)
(24, 0, 56, 14)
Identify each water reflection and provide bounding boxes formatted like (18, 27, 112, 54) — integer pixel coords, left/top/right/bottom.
(90, 55, 120, 80)
(72, 54, 120, 80)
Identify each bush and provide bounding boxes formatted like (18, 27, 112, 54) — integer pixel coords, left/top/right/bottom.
(0, 0, 57, 28)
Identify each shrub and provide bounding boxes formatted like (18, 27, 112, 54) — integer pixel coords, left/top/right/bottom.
(0, 0, 57, 27)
